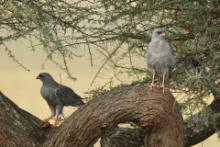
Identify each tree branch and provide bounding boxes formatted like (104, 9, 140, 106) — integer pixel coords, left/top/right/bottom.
(0, 91, 45, 147)
(0, 83, 184, 147)
(100, 91, 220, 147)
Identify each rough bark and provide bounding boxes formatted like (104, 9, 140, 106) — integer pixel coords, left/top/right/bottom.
(0, 83, 184, 147)
(100, 86, 220, 147)
(100, 100, 220, 147)
(0, 91, 45, 147)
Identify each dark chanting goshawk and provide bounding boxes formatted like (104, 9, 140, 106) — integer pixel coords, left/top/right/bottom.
(36, 72, 84, 127)
(147, 28, 175, 93)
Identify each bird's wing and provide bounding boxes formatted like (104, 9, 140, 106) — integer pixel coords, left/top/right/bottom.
(169, 42, 176, 67)
(54, 85, 84, 106)
(147, 39, 159, 70)
(164, 41, 176, 68)
(169, 41, 175, 53)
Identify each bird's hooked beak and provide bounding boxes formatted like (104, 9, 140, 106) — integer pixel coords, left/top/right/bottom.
(36, 75, 40, 79)
(159, 32, 166, 37)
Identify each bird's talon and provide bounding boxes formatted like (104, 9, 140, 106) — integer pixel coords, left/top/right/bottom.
(41, 121, 59, 129)
(41, 121, 52, 128)
(149, 84, 156, 90)
(160, 85, 170, 94)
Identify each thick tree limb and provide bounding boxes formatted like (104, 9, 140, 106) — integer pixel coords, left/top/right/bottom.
(1, 83, 219, 147)
(0, 91, 45, 147)
(0, 83, 184, 147)
(100, 90, 220, 147)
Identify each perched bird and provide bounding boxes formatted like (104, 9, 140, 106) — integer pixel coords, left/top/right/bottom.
(147, 28, 175, 93)
(36, 72, 84, 127)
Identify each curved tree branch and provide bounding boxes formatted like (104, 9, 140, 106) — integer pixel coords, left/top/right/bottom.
(0, 91, 45, 147)
(100, 87, 220, 147)
(0, 83, 184, 147)
(1, 83, 219, 147)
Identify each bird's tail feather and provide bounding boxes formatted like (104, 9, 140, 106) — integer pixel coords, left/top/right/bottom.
(73, 94, 85, 106)
(77, 99, 84, 106)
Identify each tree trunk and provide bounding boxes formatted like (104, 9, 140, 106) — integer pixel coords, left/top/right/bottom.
(0, 83, 184, 147)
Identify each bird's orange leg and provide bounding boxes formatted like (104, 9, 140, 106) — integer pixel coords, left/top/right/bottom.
(150, 70, 156, 90)
(41, 115, 54, 128)
(52, 115, 61, 128)
(42, 115, 53, 122)
(160, 72, 166, 94)
(41, 115, 61, 128)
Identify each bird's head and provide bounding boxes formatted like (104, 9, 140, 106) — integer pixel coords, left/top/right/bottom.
(36, 72, 55, 83)
(152, 28, 166, 39)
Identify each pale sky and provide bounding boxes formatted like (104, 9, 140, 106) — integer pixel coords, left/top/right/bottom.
(0, 39, 219, 147)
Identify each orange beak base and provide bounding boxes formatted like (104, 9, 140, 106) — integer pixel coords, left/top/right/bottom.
(160, 32, 166, 37)
(36, 75, 40, 79)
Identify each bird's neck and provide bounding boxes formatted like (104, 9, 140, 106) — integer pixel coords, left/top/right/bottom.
(42, 79, 59, 87)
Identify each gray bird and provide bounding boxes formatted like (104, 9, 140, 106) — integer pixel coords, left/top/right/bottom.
(36, 72, 84, 127)
(147, 28, 175, 93)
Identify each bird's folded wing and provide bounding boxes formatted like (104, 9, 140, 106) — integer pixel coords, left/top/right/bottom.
(54, 85, 83, 106)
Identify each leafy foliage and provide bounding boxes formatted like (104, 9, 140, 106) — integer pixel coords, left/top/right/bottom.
(1, 0, 220, 121)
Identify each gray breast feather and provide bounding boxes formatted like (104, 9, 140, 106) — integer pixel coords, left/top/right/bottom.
(40, 86, 61, 106)
(40, 86, 53, 101)
(147, 38, 175, 73)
